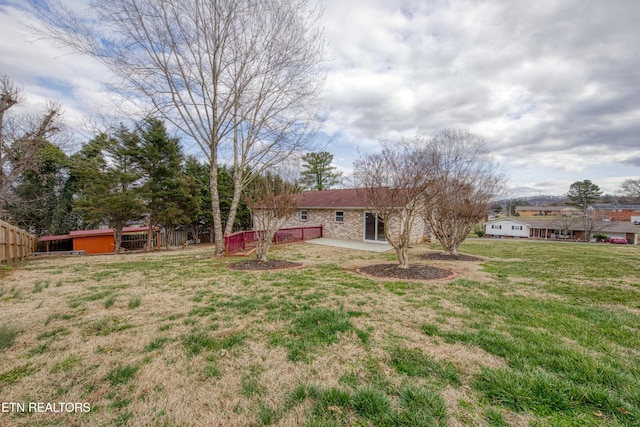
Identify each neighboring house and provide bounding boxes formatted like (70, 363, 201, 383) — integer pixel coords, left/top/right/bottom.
(485, 218, 530, 238)
(515, 206, 581, 216)
(590, 205, 640, 222)
(484, 218, 638, 244)
(276, 189, 431, 244)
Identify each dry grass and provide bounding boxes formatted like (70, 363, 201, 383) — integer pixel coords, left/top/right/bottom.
(0, 241, 638, 426)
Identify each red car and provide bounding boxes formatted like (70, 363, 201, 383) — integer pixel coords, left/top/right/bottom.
(609, 237, 628, 244)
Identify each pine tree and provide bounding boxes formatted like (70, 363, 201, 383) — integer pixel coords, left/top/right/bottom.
(6, 142, 70, 235)
(72, 130, 145, 253)
(567, 180, 602, 211)
(299, 151, 342, 191)
(129, 118, 198, 249)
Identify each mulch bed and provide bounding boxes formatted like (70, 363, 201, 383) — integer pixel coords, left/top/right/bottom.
(420, 252, 482, 262)
(357, 263, 455, 281)
(227, 260, 303, 271)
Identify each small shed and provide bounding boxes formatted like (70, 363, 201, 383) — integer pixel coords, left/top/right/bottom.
(38, 226, 161, 255)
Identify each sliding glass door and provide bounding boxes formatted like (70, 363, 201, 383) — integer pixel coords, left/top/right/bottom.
(364, 212, 386, 242)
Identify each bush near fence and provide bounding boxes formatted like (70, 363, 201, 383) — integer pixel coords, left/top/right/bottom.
(0, 220, 37, 263)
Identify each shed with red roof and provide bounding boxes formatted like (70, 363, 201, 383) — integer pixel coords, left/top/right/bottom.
(38, 226, 161, 255)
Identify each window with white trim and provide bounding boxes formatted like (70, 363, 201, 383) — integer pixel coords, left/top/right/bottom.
(300, 210, 307, 221)
(335, 211, 344, 222)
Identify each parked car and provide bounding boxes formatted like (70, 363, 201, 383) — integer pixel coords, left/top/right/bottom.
(609, 237, 628, 244)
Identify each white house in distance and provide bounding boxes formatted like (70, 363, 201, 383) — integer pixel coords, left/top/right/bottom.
(485, 217, 638, 245)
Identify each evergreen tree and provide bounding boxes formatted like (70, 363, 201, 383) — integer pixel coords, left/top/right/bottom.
(129, 118, 198, 249)
(299, 151, 342, 191)
(72, 129, 145, 253)
(184, 156, 211, 242)
(567, 180, 602, 211)
(6, 142, 70, 235)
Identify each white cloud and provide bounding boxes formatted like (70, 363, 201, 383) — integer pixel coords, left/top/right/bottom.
(1, 0, 639, 195)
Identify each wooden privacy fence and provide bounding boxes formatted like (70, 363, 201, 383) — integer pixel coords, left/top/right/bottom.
(225, 225, 323, 255)
(160, 230, 189, 247)
(0, 220, 37, 263)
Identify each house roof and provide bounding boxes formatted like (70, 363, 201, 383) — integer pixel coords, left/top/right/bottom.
(39, 234, 72, 242)
(295, 189, 364, 208)
(486, 217, 528, 226)
(515, 206, 579, 212)
(592, 204, 640, 210)
(295, 188, 407, 209)
(70, 226, 159, 237)
(249, 188, 419, 210)
(39, 226, 159, 242)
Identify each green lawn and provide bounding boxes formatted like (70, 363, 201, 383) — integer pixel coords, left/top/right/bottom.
(0, 240, 638, 426)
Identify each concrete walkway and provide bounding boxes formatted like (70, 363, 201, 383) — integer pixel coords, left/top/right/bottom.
(306, 237, 392, 253)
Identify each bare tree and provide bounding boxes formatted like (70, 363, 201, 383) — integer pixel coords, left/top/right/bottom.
(550, 215, 580, 239)
(32, 0, 324, 255)
(353, 142, 435, 269)
(621, 178, 640, 200)
(246, 172, 300, 262)
(426, 129, 504, 255)
(0, 76, 62, 216)
(581, 215, 609, 243)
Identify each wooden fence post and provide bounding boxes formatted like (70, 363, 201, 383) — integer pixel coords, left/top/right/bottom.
(0, 219, 36, 263)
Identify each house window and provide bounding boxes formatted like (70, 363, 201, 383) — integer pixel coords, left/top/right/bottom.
(491, 224, 502, 229)
(300, 210, 307, 221)
(511, 225, 522, 230)
(335, 211, 344, 222)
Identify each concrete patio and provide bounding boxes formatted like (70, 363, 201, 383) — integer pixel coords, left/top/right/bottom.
(305, 237, 392, 252)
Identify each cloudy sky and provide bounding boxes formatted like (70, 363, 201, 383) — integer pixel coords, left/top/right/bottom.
(1, 0, 639, 197)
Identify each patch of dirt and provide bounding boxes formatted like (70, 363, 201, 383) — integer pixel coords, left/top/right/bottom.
(227, 259, 303, 271)
(357, 263, 454, 281)
(420, 252, 482, 262)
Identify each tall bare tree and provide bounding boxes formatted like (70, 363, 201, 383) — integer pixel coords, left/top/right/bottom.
(353, 142, 436, 269)
(0, 76, 62, 216)
(32, 0, 324, 255)
(426, 129, 504, 255)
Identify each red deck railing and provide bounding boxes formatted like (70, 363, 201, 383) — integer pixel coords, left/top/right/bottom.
(224, 225, 322, 255)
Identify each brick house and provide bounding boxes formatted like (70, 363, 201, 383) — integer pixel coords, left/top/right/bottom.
(591, 205, 640, 222)
(276, 189, 431, 244)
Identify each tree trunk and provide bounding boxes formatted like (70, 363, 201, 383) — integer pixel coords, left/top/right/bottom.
(113, 226, 123, 254)
(190, 223, 200, 244)
(146, 220, 154, 252)
(396, 246, 410, 269)
(165, 225, 174, 249)
(224, 172, 244, 236)
(209, 162, 225, 255)
(255, 230, 276, 262)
